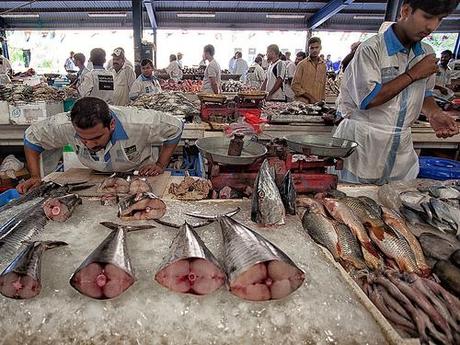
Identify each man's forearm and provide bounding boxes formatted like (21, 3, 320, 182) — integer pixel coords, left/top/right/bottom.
(210, 78, 219, 94)
(422, 96, 441, 118)
(156, 143, 177, 169)
(24, 147, 41, 178)
(367, 73, 413, 109)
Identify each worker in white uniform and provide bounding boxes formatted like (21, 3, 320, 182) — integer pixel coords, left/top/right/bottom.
(201, 44, 222, 94)
(246, 56, 266, 89)
(78, 48, 114, 104)
(434, 49, 453, 97)
(233, 52, 249, 82)
(72, 53, 89, 89)
(109, 48, 136, 106)
(177, 52, 184, 69)
(261, 44, 286, 102)
(106, 47, 134, 70)
(17, 97, 183, 193)
(159, 54, 183, 81)
(334, 0, 459, 185)
(0, 47, 12, 76)
(129, 58, 162, 100)
(283, 55, 297, 102)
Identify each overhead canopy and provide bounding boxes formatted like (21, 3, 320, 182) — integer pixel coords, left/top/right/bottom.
(0, 0, 459, 32)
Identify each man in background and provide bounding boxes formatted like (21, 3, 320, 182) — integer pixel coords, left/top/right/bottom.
(160, 54, 183, 81)
(129, 59, 162, 100)
(177, 52, 184, 69)
(72, 53, 89, 89)
(64, 51, 76, 72)
(109, 48, 136, 106)
(285, 51, 292, 62)
(261, 44, 286, 101)
(325, 54, 333, 72)
(202, 44, 221, 94)
(246, 55, 265, 88)
(106, 47, 134, 70)
(233, 52, 249, 82)
(435, 49, 453, 96)
(292, 37, 327, 104)
(228, 52, 238, 73)
(0, 47, 12, 76)
(295, 51, 307, 65)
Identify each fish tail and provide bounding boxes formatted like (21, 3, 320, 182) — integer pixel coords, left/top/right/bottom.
(186, 207, 241, 220)
(100, 222, 154, 232)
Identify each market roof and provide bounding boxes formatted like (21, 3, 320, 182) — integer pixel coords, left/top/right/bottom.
(0, 1, 459, 32)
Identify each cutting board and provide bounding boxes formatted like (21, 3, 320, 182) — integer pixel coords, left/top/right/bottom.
(45, 168, 171, 198)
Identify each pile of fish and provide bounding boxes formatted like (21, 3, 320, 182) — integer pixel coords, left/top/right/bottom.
(168, 176, 213, 200)
(221, 80, 252, 93)
(61, 86, 79, 100)
(264, 101, 336, 124)
(0, 84, 34, 104)
(159, 79, 202, 93)
(181, 67, 205, 76)
(325, 76, 341, 97)
(359, 270, 460, 344)
(251, 160, 297, 227)
(129, 92, 199, 118)
(31, 83, 64, 102)
(118, 192, 166, 221)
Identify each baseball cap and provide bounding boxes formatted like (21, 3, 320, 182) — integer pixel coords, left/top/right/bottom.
(112, 47, 125, 57)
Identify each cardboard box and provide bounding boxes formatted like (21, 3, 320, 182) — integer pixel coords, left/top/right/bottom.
(9, 101, 64, 125)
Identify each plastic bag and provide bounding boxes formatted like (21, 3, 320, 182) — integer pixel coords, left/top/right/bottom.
(0, 155, 25, 178)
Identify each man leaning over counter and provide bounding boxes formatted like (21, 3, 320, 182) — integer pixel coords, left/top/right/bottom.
(17, 97, 183, 193)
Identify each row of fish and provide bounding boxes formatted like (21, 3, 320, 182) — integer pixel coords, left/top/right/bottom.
(159, 79, 203, 93)
(129, 92, 199, 118)
(251, 159, 296, 226)
(1, 209, 304, 302)
(0, 83, 68, 104)
(359, 270, 460, 345)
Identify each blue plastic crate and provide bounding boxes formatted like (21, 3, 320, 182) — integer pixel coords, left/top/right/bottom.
(166, 152, 204, 177)
(418, 156, 460, 180)
(0, 189, 20, 207)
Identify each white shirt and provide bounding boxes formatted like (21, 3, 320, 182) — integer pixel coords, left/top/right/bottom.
(0, 55, 12, 75)
(78, 66, 115, 104)
(246, 63, 265, 88)
(228, 57, 237, 72)
(265, 60, 286, 101)
(233, 58, 249, 81)
(129, 75, 162, 100)
(76, 66, 90, 89)
(24, 106, 183, 173)
(284, 61, 297, 100)
(202, 59, 221, 94)
(436, 65, 452, 87)
(110, 65, 136, 106)
(106, 58, 134, 71)
(177, 59, 183, 69)
(64, 57, 76, 71)
(165, 61, 183, 81)
(334, 25, 435, 185)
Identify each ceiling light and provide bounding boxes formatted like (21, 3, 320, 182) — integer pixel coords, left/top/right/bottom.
(88, 13, 127, 18)
(353, 15, 384, 20)
(177, 13, 216, 18)
(1, 13, 39, 18)
(266, 14, 305, 19)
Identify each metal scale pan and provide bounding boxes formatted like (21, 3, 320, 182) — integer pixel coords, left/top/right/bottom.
(195, 137, 267, 165)
(284, 134, 358, 158)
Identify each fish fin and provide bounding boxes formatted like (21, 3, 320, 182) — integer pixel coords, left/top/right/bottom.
(186, 207, 241, 220)
(100, 222, 154, 232)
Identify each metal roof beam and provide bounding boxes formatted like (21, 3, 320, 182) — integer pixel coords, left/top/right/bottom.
(143, 0, 157, 30)
(307, 0, 355, 29)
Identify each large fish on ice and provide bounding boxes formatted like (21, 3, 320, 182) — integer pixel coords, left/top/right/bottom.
(278, 171, 296, 216)
(70, 222, 153, 300)
(251, 159, 285, 226)
(118, 192, 166, 221)
(218, 216, 304, 301)
(43, 194, 82, 222)
(0, 241, 67, 299)
(155, 222, 225, 295)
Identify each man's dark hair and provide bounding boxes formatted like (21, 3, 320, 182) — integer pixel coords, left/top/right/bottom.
(402, 0, 458, 15)
(279, 53, 287, 61)
(255, 56, 263, 64)
(71, 97, 112, 129)
(0, 47, 2, 55)
(441, 49, 453, 57)
(73, 53, 85, 64)
(204, 44, 215, 57)
(308, 37, 322, 46)
(141, 58, 154, 67)
(296, 51, 307, 59)
(170, 54, 177, 61)
(90, 48, 106, 66)
(267, 44, 280, 55)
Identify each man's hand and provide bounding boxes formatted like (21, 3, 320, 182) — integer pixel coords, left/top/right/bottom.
(16, 176, 41, 194)
(428, 111, 459, 139)
(408, 54, 439, 81)
(138, 163, 165, 176)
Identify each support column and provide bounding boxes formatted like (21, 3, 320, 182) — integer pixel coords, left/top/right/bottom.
(454, 32, 460, 59)
(385, 0, 402, 22)
(132, 0, 143, 66)
(305, 30, 312, 54)
(153, 29, 157, 68)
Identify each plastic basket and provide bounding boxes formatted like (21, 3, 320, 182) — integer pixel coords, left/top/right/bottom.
(166, 152, 204, 177)
(418, 156, 460, 180)
(0, 188, 20, 207)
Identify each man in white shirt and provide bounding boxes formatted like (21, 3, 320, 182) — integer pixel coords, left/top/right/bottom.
(177, 52, 184, 69)
(73, 53, 89, 89)
(17, 97, 183, 193)
(106, 47, 134, 70)
(434, 49, 453, 96)
(129, 59, 162, 100)
(0, 47, 12, 76)
(64, 51, 76, 72)
(285, 51, 292, 62)
(334, 0, 458, 185)
(261, 44, 286, 101)
(161, 54, 183, 81)
(202, 44, 221, 94)
(109, 48, 136, 106)
(233, 52, 249, 82)
(283, 55, 297, 102)
(78, 48, 114, 104)
(246, 56, 265, 88)
(228, 53, 238, 73)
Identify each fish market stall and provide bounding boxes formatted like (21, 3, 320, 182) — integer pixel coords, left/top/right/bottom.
(0, 194, 390, 345)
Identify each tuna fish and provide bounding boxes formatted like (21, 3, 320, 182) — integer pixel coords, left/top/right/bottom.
(278, 171, 296, 216)
(70, 222, 153, 300)
(43, 194, 82, 222)
(155, 222, 225, 295)
(118, 192, 166, 221)
(251, 159, 285, 226)
(0, 241, 67, 299)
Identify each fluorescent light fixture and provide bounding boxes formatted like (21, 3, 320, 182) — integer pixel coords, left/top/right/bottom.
(1, 13, 39, 18)
(88, 13, 127, 18)
(177, 13, 215, 18)
(353, 15, 384, 20)
(266, 14, 305, 19)
(444, 16, 460, 20)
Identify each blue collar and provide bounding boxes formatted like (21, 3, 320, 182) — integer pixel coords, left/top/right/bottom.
(140, 74, 156, 81)
(384, 25, 424, 57)
(110, 110, 129, 144)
